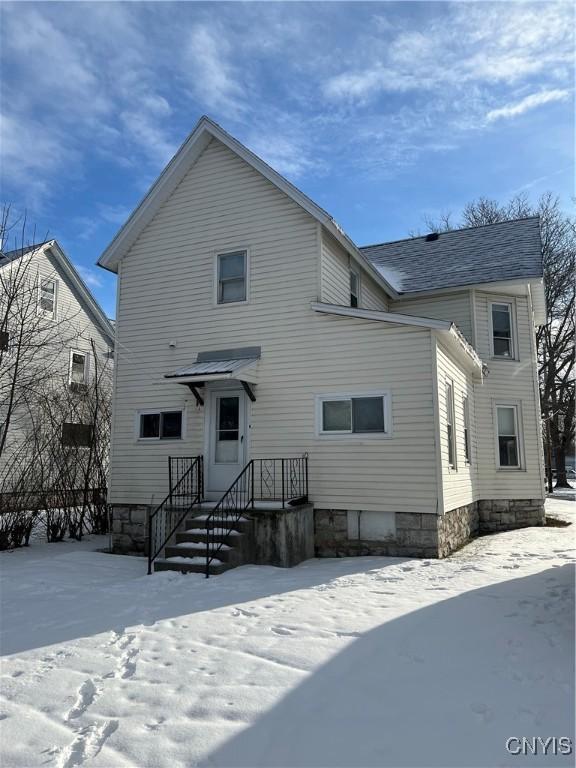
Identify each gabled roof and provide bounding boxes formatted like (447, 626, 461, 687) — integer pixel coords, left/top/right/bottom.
(360, 217, 543, 294)
(1, 240, 115, 345)
(96, 116, 399, 298)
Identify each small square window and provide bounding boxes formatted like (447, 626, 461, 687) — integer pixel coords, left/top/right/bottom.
(62, 422, 92, 447)
(217, 251, 247, 304)
(140, 413, 160, 439)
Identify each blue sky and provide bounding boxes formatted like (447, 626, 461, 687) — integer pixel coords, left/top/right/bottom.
(1, 1, 573, 318)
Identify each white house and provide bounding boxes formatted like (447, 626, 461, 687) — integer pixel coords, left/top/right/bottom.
(0, 240, 115, 480)
(98, 117, 546, 575)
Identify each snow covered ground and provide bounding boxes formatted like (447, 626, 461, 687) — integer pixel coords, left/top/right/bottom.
(1, 499, 574, 768)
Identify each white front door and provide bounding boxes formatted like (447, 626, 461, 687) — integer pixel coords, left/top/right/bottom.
(206, 388, 248, 497)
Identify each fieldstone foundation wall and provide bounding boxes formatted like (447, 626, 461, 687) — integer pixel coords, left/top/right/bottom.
(478, 498, 545, 532)
(314, 498, 545, 560)
(111, 504, 152, 555)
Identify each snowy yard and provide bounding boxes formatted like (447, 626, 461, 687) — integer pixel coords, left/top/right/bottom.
(1, 499, 574, 768)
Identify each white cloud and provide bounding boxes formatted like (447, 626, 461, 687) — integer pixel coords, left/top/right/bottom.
(76, 264, 104, 289)
(486, 89, 571, 122)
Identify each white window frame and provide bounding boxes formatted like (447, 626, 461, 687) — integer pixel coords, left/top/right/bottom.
(214, 248, 250, 306)
(489, 299, 517, 361)
(38, 277, 58, 321)
(446, 379, 457, 470)
(68, 349, 90, 386)
(315, 391, 392, 440)
(350, 268, 360, 308)
(135, 408, 185, 442)
(494, 402, 524, 470)
(463, 395, 471, 465)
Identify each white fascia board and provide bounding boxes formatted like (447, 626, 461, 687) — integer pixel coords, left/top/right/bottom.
(96, 116, 398, 298)
(46, 242, 115, 345)
(164, 370, 258, 385)
(528, 279, 547, 326)
(399, 277, 540, 300)
(311, 302, 452, 330)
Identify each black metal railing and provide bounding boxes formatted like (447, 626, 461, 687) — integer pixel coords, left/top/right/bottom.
(147, 456, 203, 574)
(205, 455, 308, 577)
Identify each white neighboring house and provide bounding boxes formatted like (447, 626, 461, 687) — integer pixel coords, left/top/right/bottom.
(98, 116, 546, 574)
(0, 240, 115, 479)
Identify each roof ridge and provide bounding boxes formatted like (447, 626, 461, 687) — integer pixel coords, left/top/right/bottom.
(360, 215, 540, 251)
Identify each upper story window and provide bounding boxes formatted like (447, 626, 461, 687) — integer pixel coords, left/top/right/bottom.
(446, 380, 456, 469)
(496, 404, 521, 469)
(491, 301, 515, 359)
(139, 410, 183, 440)
(217, 250, 247, 304)
(69, 350, 89, 388)
(463, 395, 471, 464)
(317, 393, 390, 437)
(38, 278, 58, 320)
(350, 269, 360, 308)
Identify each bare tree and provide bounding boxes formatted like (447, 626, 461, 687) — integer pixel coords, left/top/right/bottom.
(422, 193, 575, 488)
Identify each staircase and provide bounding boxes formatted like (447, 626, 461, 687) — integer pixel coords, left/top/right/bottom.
(148, 456, 309, 577)
(153, 506, 250, 575)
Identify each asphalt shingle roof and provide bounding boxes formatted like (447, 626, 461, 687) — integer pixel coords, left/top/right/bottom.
(360, 217, 543, 294)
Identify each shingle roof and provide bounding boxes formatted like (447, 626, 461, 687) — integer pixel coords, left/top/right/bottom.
(360, 217, 543, 294)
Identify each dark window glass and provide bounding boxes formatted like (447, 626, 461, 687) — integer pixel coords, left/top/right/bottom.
(352, 397, 384, 432)
(161, 411, 182, 439)
(0, 330, 8, 352)
(492, 304, 513, 357)
(499, 436, 518, 467)
(62, 422, 92, 447)
(140, 413, 160, 438)
(350, 271, 359, 308)
(323, 400, 352, 432)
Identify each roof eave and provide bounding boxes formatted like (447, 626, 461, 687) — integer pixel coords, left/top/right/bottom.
(396, 275, 544, 299)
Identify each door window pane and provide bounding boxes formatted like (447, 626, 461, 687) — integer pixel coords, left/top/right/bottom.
(322, 400, 352, 432)
(353, 397, 384, 432)
(161, 411, 182, 439)
(216, 397, 240, 463)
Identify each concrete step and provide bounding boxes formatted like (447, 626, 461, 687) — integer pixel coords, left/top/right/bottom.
(184, 517, 251, 533)
(154, 556, 232, 575)
(165, 542, 233, 561)
(175, 529, 240, 546)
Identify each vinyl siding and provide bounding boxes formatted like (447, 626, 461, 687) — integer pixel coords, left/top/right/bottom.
(434, 339, 478, 512)
(111, 137, 436, 513)
(0, 248, 112, 475)
(320, 232, 389, 311)
(392, 291, 473, 343)
(472, 291, 544, 500)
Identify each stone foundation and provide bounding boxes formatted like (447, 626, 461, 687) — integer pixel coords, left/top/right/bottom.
(478, 498, 545, 532)
(314, 498, 545, 560)
(111, 504, 152, 554)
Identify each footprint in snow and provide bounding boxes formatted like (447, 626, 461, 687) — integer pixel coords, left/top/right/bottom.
(270, 626, 295, 636)
(65, 679, 98, 721)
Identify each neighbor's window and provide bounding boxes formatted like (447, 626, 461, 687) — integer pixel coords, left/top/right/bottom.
(0, 329, 9, 354)
(69, 350, 89, 387)
(446, 381, 456, 468)
(496, 405, 521, 468)
(463, 395, 471, 464)
(350, 269, 359, 308)
(491, 302, 514, 358)
(139, 411, 183, 440)
(39, 278, 58, 319)
(217, 250, 247, 304)
(62, 422, 92, 448)
(320, 394, 388, 435)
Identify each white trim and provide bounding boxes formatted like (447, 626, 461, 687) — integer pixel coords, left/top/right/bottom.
(96, 116, 399, 298)
(68, 348, 90, 385)
(213, 247, 250, 306)
(204, 385, 250, 494)
(315, 391, 392, 440)
(135, 407, 186, 442)
(395, 277, 541, 300)
(312, 301, 452, 330)
(488, 298, 518, 361)
(494, 401, 525, 470)
(430, 337, 444, 514)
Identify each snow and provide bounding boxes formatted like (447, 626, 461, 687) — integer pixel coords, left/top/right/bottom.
(372, 263, 406, 292)
(1, 498, 574, 768)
